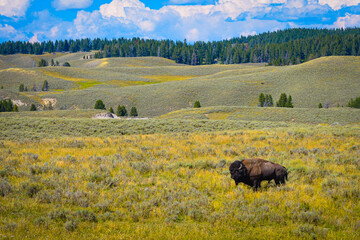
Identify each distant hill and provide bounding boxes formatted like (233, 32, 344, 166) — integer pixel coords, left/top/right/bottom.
(0, 54, 359, 117)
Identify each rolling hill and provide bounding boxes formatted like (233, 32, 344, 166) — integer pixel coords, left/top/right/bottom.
(0, 53, 359, 119)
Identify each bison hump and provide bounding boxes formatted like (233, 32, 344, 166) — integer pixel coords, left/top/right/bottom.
(242, 159, 267, 177)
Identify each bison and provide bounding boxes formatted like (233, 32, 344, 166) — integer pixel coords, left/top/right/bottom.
(229, 158, 288, 191)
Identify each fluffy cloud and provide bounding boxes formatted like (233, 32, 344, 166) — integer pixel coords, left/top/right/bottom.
(319, 0, 360, 10)
(99, 0, 148, 18)
(0, 0, 31, 18)
(4, 0, 360, 42)
(0, 24, 27, 40)
(333, 13, 360, 27)
(52, 0, 93, 11)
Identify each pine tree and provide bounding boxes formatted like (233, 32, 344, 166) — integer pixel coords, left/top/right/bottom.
(258, 93, 265, 107)
(37, 59, 47, 67)
(318, 103, 323, 108)
(109, 107, 114, 114)
(63, 62, 71, 67)
(42, 80, 49, 91)
(13, 104, 19, 112)
(30, 104, 37, 111)
(286, 95, 294, 108)
(194, 100, 201, 108)
(0, 101, 4, 112)
(5, 99, 13, 112)
(130, 107, 138, 117)
(94, 100, 105, 110)
(276, 93, 287, 107)
(116, 105, 127, 117)
(265, 94, 273, 107)
(347, 97, 360, 108)
(51, 59, 55, 66)
(19, 84, 24, 92)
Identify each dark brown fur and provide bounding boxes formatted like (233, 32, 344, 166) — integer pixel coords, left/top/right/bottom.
(229, 158, 288, 191)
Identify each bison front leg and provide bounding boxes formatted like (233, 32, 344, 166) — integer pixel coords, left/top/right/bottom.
(253, 180, 261, 191)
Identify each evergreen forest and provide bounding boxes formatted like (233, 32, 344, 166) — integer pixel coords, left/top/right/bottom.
(1, 28, 360, 66)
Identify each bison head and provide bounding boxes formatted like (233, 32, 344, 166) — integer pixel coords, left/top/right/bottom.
(229, 160, 248, 185)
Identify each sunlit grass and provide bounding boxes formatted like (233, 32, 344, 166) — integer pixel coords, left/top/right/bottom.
(0, 124, 359, 239)
(142, 75, 197, 83)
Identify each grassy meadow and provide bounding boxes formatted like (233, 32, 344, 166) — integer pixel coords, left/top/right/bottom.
(0, 123, 359, 239)
(1, 54, 360, 239)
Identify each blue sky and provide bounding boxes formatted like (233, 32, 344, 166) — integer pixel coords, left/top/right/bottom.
(1, 0, 360, 42)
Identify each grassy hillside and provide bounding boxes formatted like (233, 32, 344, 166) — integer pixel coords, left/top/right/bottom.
(159, 106, 360, 124)
(0, 54, 359, 117)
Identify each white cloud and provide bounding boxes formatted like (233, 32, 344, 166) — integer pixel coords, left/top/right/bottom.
(52, 0, 93, 11)
(333, 13, 360, 28)
(319, 0, 360, 10)
(186, 28, 200, 41)
(99, 0, 148, 18)
(0, 0, 31, 18)
(139, 20, 155, 31)
(29, 33, 39, 43)
(162, 5, 213, 18)
(5, 0, 360, 42)
(0, 24, 27, 40)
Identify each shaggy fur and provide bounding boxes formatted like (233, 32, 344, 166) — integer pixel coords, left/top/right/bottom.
(229, 158, 288, 191)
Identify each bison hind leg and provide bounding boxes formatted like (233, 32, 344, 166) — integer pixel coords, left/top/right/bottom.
(275, 179, 280, 185)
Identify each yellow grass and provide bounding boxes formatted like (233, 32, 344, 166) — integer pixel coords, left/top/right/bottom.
(0, 126, 359, 239)
(142, 75, 196, 82)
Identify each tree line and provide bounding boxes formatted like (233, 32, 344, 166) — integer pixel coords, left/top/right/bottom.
(2, 28, 360, 66)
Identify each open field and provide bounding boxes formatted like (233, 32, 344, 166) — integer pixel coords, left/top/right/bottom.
(159, 106, 360, 124)
(0, 122, 359, 239)
(1, 54, 359, 239)
(1, 54, 360, 116)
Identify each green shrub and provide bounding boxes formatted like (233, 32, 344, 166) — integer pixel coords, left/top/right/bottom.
(94, 99, 105, 110)
(30, 104, 37, 111)
(64, 219, 78, 231)
(130, 107, 138, 117)
(347, 97, 360, 108)
(0, 179, 12, 197)
(19, 84, 24, 92)
(194, 100, 201, 108)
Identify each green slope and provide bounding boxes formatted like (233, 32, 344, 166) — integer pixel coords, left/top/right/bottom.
(0, 55, 359, 117)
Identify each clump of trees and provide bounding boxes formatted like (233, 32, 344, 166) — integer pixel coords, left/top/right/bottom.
(347, 97, 360, 108)
(258, 93, 273, 107)
(130, 107, 138, 117)
(63, 62, 71, 67)
(20, 80, 49, 92)
(94, 100, 106, 110)
(116, 105, 138, 117)
(37, 59, 47, 67)
(116, 105, 127, 117)
(0, 99, 18, 112)
(276, 93, 293, 108)
(194, 101, 201, 108)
